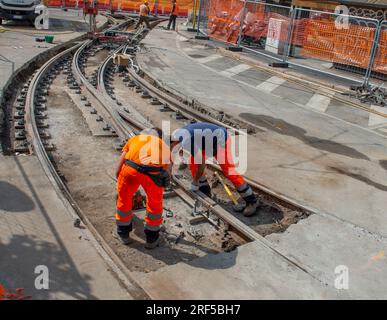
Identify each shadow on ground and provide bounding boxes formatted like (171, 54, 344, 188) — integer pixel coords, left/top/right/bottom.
(329, 166, 387, 192)
(239, 113, 370, 160)
(0, 181, 35, 212)
(129, 216, 234, 270)
(0, 234, 97, 299)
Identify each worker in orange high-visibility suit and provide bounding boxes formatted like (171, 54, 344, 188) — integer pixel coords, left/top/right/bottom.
(171, 122, 258, 217)
(115, 128, 171, 249)
(166, 0, 179, 30)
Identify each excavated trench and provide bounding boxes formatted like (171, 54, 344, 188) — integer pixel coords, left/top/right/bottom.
(111, 68, 310, 237)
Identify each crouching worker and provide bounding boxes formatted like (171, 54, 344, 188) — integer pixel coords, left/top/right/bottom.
(171, 122, 258, 217)
(115, 128, 171, 249)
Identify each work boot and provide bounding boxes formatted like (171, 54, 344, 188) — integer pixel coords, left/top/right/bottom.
(243, 202, 259, 217)
(144, 236, 162, 249)
(236, 183, 258, 217)
(113, 229, 132, 245)
(113, 224, 133, 245)
(199, 185, 212, 198)
(232, 202, 246, 213)
(198, 177, 212, 197)
(144, 229, 162, 250)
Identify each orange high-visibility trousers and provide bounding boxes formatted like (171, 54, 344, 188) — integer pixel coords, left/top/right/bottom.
(189, 137, 245, 188)
(116, 164, 163, 231)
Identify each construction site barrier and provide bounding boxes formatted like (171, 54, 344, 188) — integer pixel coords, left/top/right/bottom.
(240, 1, 291, 53)
(373, 21, 387, 75)
(47, 0, 194, 16)
(293, 11, 379, 77)
(202, 0, 244, 44)
(196, 1, 386, 84)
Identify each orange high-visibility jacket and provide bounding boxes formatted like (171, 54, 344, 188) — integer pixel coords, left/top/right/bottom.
(122, 134, 170, 170)
(171, 3, 179, 16)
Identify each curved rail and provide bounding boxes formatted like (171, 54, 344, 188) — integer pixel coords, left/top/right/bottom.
(24, 31, 150, 301)
(71, 18, 139, 140)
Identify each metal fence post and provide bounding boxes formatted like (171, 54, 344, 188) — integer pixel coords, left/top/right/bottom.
(282, 6, 296, 63)
(192, 0, 199, 30)
(363, 21, 382, 87)
(196, 0, 203, 36)
(237, 0, 248, 48)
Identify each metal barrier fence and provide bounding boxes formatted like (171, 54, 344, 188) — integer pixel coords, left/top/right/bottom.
(195, 0, 387, 86)
(47, 0, 194, 16)
(288, 8, 379, 83)
(371, 20, 387, 81)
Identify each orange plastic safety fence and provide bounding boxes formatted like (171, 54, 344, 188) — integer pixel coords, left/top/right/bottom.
(241, 2, 290, 43)
(47, 0, 194, 16)
(206, 0, 244, 44)
(301, 18, 377, 71)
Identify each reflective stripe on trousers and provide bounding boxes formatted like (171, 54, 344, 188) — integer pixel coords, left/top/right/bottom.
(116, 164, 163, 229)
(237, 183, 253, 198)
(115, 209, 134, 226)
(144, 211, 163, 231)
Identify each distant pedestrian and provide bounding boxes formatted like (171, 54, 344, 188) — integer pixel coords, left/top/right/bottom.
(166, 0, 178, 30)
(135, 1, 151, 29)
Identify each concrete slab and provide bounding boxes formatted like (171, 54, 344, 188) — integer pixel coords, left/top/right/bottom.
(369, 105, 387, 127)
(134, 240, 342, 299)
(0, 155, 131, 299)
(267, 214, 387, 299)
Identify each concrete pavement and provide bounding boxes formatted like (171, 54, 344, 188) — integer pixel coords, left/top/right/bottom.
(131, 24, 387, 299)
(0, 156, 130, 299)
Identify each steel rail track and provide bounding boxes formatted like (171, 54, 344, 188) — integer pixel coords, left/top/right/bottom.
(24, 42, 150, 299)
(73, 45, 132, 140)
(84, 48, 328, 285)
(126, 67, 258, 134)
(123, 60, 314, 215)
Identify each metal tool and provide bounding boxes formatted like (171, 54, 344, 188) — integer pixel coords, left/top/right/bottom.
(214, 171, 239, 205)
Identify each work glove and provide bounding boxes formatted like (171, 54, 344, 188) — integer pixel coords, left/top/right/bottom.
(191, 182, 200, 192)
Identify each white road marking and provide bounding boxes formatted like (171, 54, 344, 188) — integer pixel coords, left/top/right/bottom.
(305, 93, 332, 113)
(182, 47, 195, 53)
(192, 45, 207, 49)
(256, 76, 287, 93)
(369, 105, 387, 127)
(219, 64, 251, 77)
(196, 54, 223, 64)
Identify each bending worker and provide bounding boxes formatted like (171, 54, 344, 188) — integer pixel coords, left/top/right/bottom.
(135, 1, 151, 29)
(115, 128, 171, 249)
(171, 122, 258, 217)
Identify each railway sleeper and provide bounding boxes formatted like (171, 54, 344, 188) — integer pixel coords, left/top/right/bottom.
(14, 130, 26, 140)
(14, 141, 29, 153)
